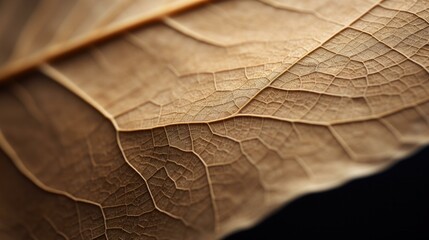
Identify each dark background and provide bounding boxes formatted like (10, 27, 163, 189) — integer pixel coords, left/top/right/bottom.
(225, 146, 429, 239)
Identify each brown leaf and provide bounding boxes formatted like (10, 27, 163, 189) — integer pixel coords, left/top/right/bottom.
(0, 0, 207, 79)
(0, 0, 428, 239)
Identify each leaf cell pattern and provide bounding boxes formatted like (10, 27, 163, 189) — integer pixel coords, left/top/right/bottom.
(0, 0, 428, 239)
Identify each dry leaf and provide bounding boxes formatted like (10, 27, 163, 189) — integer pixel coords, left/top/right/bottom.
(0, 0, 207, 79)
(0, 0, 428, 239)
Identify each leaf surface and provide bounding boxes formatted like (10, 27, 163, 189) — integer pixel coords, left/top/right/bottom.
(0, 0, 206, 79)
(0, 0, 428, 239)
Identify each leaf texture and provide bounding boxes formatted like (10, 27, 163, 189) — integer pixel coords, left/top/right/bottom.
(0, 0, 428, 239)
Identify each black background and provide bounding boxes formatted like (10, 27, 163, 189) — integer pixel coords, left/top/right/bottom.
(225, 146, 429, 239)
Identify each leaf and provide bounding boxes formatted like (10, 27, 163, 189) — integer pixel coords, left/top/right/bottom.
(0, 0, 207, 79)
(0, 0, 428, 239)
